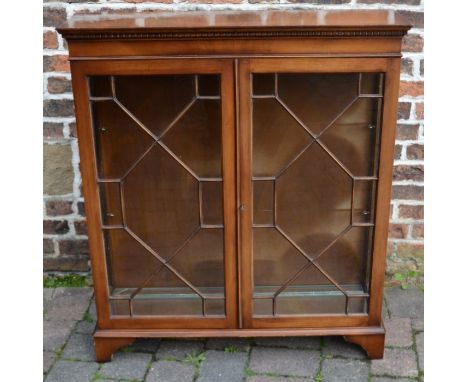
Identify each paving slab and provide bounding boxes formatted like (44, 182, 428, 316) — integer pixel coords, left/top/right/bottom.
(254, 337, 321, 350)
(61, 333, 95, 361)
(126, 338, 161, 353)
(371, 348, 418, 378)
(246, 376, 313, 382)
(384, 318, 413, 347)
(373, 378, 415, 382)
(197, 350, 247, 382)
(206, 338, 251, 352)
(99, 352, 152, 380)
(146, 360, 195, 382)
(45, 360, 99, 382)
(322, 336, 366, 359)
(415, 332, 424, 371)
(156, 340, 204, 360)
(249, 347, 320, 377)
(385, 287, 423, 319)
(43, 319, 75, 352)
(321, 358, 369, 382)
(43, 288, 54, 313)
(89, 298, 97, 321)
(75, 320, 96, 335)
(43, 351, 56, 374)
(412, 318, 424, 331)
(45, 287, 93, 321)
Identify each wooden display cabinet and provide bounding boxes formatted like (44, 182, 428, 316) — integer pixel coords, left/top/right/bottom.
(58, 10, 410, 362)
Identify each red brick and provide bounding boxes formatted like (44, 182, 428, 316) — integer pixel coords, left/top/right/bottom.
(59, 239, 90, 255)
(69, 122, 77, 138)
(44, 238, 55, 254)
(44, 255, 89, 272)
(44, 122, 64, 140)
(402, 34, 424, 52)
(43, 220, 70, 235)
(43, 55, 70, 72)
(43, 6, 67, 27)
(43, 30, 58, 49)
(394, 144, 402, 160)
(398, 102, 411, 120)
(43, 99, 75, 117)
(358, 0, 420, 4)
(388, 223, 409, 239)
(412, 224, 424, 239)
(47, 77, 72, 94)
(399, 81, 424, 97)
(392, 185, 424, 201)
(406, 144, 424, 160)
(396, 11, 424, 28)
(415, 103, 424, 119)
(399, 205, 424, 219)
(74, 220, 88, 235)
(400, 58, 413, 76)
(77, 201, 86, 216)
(45, 200, 73, 216)
(393, 165, 424, 182)
(396, 124, 419, 140)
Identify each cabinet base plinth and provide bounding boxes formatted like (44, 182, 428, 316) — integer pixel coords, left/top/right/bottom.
(94, 336, 135, 362)
(343, 333, 385, 359)
(94, 326, 386, 361)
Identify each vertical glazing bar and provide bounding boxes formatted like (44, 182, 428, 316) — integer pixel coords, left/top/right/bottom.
(198, 181, 203, 226)
(350, 178, 355, 225)
(274, 73, 278, 97)
(358, 72, 362, 95)
(195, 74, 199, 98)
(119, 181, 126, 228)
(273, 180, 277, 226)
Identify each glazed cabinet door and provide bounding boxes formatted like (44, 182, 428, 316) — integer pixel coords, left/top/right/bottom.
(71, 59, 237, 329)
(238, 58, 399, 329)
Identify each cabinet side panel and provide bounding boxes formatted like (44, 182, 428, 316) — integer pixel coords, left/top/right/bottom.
(367, 58, 401, 325)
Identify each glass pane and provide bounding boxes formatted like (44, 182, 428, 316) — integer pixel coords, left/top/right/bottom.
(198, 74, 220, 97)
(319, 98, 382, 177)
(92, 100, 154, 179)
(114, 75, 195, 137)
(201, 181, 223, 226)
(89, 76, 112, 97)
(253, 298, 273, 316)
(132, 288, 202, 316)
(252, 73, 275, 96)
(353, 180, 377, 224)
(315, 227, 373, 292)
(276, 265, 345, 315)
(123, 144, 199, 261)
(360, 73, 383, 95)
(276, 143, 352, 256)
(162, 99, 222, 179)
(253, 180, 274, 226)
(90, 74, 225, 318)
(99, 182, 123, 226)
(251, 72, 382, 317)
(278, 73, 358, 135)
(205, 299, 225, 316)
(252, 98, 310, 177)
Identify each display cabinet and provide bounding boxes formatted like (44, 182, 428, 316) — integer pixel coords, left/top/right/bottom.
(58, 10, 410, 361)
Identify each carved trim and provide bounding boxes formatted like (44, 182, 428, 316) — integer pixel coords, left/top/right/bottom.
(60, 29, 408, 41)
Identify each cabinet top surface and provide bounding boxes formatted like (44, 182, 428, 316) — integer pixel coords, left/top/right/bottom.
(58, 10, 411, 40)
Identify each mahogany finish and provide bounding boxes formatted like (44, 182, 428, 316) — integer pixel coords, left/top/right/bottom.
(59, 10, 409, 362)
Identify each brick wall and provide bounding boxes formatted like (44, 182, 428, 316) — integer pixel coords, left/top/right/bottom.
(43, 0, 424, 276)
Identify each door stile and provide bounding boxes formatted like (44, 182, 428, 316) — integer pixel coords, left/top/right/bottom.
(238, 60, 254, 328)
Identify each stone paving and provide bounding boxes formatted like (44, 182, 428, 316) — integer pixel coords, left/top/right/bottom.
(43, 286, 423, 381)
